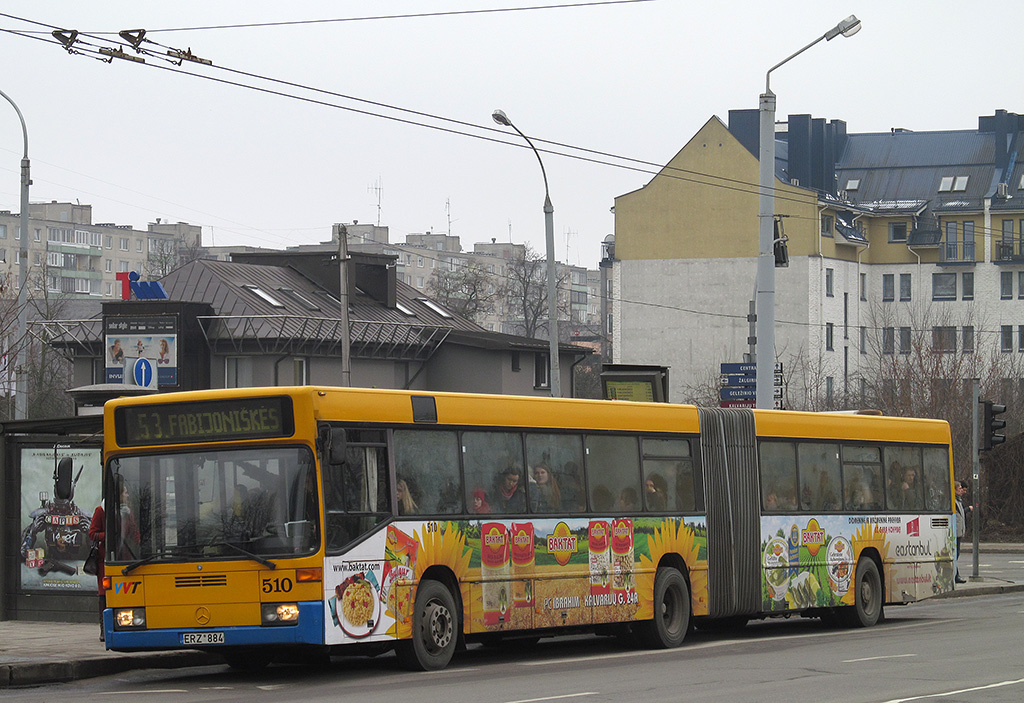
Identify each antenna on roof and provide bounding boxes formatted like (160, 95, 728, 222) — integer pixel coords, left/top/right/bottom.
(367, 177, 383, 226)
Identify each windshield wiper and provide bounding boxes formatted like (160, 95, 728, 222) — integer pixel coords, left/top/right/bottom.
(212, 542, 277, 570)
(122, 553, 168, 575)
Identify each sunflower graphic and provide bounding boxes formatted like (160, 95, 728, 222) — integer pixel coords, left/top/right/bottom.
(636, 519, 709, 619)
(847, 521, 890, 605)
(385, 521, 473, 639)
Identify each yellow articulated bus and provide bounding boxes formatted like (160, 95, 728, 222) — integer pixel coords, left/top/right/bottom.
(101, 386, 955, 670)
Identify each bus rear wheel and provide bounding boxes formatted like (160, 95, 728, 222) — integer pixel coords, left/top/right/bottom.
(840, 557, 883, 628)
(396, 579, 458, 671)
(637, 566, 690, 648)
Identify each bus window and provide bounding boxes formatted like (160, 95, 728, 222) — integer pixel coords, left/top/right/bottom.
(526, 434, 585, 513)
(323, 436, 390, 552)
(797, 443, 841, 512)
(462, 431, 524, 515)
(641, 438, 697, 512)
(394, 430, 461, 515)
(842, 445, 883, 511)
(885, 446, 923, 512)
(584, 436, 641, 515)
(922, 447, 953, 512)
(759, 441, 798, 511)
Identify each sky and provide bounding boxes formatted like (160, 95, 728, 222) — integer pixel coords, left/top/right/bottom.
(0, 1, 1021, 270)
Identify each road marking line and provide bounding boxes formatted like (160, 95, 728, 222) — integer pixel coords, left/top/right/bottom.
(99, 690, 188, 695)
(504, 694, 597, 703)
(880, 677, 1024, 702)
(843, 653, 917, 663)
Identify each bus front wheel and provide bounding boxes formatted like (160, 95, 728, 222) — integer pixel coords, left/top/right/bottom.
(637, 566, 690, 648)
(396, 579, 458, 671)
(840, 557, 883, 628)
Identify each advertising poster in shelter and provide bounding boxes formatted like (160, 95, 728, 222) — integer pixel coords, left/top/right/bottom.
(19, 445, 102, 592)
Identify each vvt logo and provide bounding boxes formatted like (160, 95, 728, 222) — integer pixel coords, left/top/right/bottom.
(113, 580, 141, 595)
(116, 271, 168, 300)
(906, 517, 920, 537)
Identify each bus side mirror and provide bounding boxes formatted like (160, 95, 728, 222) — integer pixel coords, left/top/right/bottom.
(329, 428, 347, 465)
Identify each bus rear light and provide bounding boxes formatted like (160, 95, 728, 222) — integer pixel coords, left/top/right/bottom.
(262, 602, 299, 625)
(296, 567, 322, 582)
(114, 607, 147, 630)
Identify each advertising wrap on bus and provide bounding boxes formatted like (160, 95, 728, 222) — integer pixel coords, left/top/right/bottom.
(323, 516, 709, 646)
(760, 514, 954, 610)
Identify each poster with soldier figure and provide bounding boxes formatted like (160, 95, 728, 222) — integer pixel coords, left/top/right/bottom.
(19, 445, 102, 592)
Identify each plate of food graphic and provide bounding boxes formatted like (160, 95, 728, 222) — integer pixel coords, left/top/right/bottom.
(334, 573, 380, 638)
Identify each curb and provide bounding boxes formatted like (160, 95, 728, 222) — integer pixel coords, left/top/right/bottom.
(1, 650, 221, 689)
(933, 582, 1024, 600)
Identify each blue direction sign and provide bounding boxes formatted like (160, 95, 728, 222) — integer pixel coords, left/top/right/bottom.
(720, 363, 756, 375)
(721, 375, 757, 387)
(720, 387, 757, 400)
(133, 357, 154, 387)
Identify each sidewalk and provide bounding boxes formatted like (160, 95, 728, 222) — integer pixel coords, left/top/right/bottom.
(2, 544, 1022, 688)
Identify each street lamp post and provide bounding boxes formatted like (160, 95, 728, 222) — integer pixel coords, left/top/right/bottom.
(755, 15, 861, 410)
(0, 88, 30, 420)
(492, 109, 561, 397)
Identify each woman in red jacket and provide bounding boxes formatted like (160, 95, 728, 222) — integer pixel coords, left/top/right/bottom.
(88, 503, 105, 641)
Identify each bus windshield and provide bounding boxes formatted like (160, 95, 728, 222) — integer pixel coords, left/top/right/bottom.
(107, 446, 319, 563)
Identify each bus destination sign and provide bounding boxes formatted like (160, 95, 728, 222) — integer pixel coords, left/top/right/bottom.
(115, 396, 295, 446)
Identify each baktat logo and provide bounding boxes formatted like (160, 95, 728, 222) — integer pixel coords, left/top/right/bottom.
(546, 522, 578, 566)
(801, 518, 826, 557)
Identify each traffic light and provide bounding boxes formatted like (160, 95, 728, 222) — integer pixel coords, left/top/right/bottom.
(981, 400, 1007, 451)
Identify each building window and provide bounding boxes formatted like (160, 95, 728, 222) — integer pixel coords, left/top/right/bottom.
(1001, 325, 1013, 353)
(888, 222, 907, 243)
(1019, 326, 1024, 353)
(932, 273, 956, 301)
(225, 356, 253, 388)
(826, 323, 834, 350)
(534, 352, 550, 389)
(882, 327, 895, 354)
(962, 272, 974, 301)
(243, 285, 285, 307)
(963, 326, 974, 353)
(860, 326, 866, 354)
(825, 268, 834, 297)
(826, 377, 834, 408)
(417, 257, 424, 268)
(882, 274, 895, 302)
(899, 273, 911, 301)
(119, 260, 129, 272)
(963, 221, 975, 260)
(821, 215, 834, 237)
(105, 235, 112, 249)
(1001, 271, 1013, 300)
(105, 282, 112, 296)
(938, 175, 969, 192)
(119, 237, 129, 251)
(932, 326, 956, 353)
(104, 259, 112, 273)
(900, 327, 912, 354)
(859, 273, 866, 301)
(945, 222, 958, 260)
(0, 224, 6, 239)
(511, 351, 521, 372)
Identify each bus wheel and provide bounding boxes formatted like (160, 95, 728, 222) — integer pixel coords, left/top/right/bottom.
(396, 580, 457, 671)
(841, 557, 883, 628)
(637, 567, 690, 648)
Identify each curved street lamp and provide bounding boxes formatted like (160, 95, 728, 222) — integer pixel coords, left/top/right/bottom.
(492, 109, 561, 397)
(0, 87, 30, 419)
(755, 15, 861, 410)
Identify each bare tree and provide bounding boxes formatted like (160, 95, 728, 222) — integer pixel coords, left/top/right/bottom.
(427, 261, 500, 323)
(502, 243, 569, 339)
(147, 233, 208, 278)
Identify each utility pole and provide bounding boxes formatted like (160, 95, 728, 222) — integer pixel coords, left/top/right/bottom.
(1, 87, 30, 420)
(335, 223, 351, 387)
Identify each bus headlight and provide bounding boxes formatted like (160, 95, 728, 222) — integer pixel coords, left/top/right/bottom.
(113, 607, 147, 630)
(261, 603, 299, 626)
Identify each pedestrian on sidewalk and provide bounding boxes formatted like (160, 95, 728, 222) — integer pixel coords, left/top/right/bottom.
(955, 480, 972, 584)
(89, 501, 106, 641)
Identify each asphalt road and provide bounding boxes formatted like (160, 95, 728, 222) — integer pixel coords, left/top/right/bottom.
(9, 590, 1023, 703)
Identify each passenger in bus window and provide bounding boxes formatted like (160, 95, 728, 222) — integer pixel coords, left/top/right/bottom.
(898, 465, 922, 510)
(618, 486, 639, 512)
(592, 485, 614, 512)
(819, 471, 840, 511)
(493, 467, 525, 513)
(645, 475, 668, 511)
(529, 463, 560, 512)
(396, 478, 419, 515)
(471, 488, 490, 514)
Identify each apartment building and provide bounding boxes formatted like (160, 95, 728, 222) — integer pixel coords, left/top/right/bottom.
(612, 110, 1024, 408)
(0, 201, 194, 299)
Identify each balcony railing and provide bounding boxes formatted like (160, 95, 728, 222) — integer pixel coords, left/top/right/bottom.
(996, 240, 1024, 262)
(941, 241, 976, 262)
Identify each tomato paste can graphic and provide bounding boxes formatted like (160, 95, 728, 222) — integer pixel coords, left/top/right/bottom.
(510, 522, 535, 607)
(481, 522, 511, 625)
(610, 518, 634, 594)
(588, 520, 611, 596)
